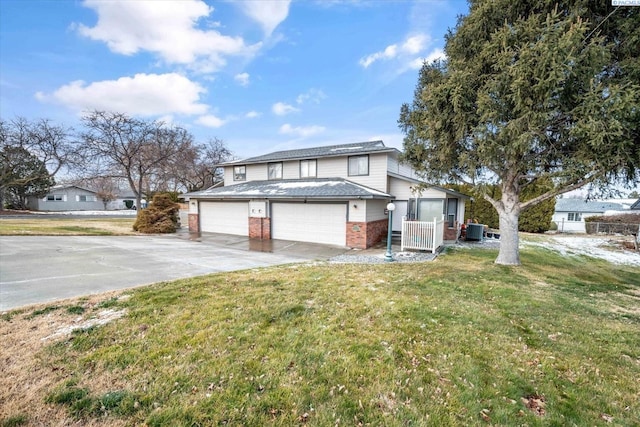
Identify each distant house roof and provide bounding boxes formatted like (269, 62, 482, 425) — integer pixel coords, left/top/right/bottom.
(219, 141, 396, 166)
(631, 198, 640, 210)
(48, 184, 97, 194)
(183, 178, 392, 200)
(555, 199, 624, 213)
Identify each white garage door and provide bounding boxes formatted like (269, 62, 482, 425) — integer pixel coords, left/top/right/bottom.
(271, 202, 347, 246)
(199, 201, 248, 236)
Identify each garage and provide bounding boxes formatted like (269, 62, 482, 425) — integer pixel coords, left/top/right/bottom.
(199, 201, 248, 236)
(271, 202, 347, 246)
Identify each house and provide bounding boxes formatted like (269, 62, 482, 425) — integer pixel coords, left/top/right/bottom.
(27, 185, 104, 211)
(183, 141, 469, 249)
(552, 199, 625, 233)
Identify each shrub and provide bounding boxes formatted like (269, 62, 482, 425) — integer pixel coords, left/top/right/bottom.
(133, 194, 180, 234)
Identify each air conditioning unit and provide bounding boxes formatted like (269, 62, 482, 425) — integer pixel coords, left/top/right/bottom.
(466, 224, 484, 241)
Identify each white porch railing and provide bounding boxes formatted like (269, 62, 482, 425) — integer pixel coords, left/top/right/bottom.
(401, 216, 445, 253)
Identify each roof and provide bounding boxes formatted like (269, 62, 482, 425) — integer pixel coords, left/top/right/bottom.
(49, 184, 97, 194)
(219, 140, 397, 166)
(183, 178, 393, 200)
(555, 199, 624, 213)
(631, 198, 640, 210)
(426, 185, 472, 200)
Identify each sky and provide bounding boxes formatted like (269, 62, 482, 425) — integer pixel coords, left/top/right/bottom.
(0, 0, 470, 160)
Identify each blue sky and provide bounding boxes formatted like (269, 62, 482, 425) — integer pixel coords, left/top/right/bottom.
(0, 0, 469, 159)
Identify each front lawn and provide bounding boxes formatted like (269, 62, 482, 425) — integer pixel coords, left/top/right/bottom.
(0, 217, 137, 235)
(1, 246, 638, 426)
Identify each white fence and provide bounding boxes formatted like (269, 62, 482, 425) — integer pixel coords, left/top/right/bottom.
(401, 217, 444, 253)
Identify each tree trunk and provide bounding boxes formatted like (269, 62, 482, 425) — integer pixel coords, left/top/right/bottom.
(494, 187, 522, 266)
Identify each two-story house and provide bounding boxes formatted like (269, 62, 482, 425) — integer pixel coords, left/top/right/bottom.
(183, 140, 469, 249)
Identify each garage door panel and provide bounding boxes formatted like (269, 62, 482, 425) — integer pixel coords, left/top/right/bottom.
(272, 203, 346, 246)
(200, 202, 248, 236)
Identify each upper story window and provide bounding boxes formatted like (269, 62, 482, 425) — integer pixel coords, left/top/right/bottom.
(234, 165, 246, 181)
(300, 159, 317, 178)
(47, 194, 63, 201)
(567, 212, 582, 221)
(348, 155, 369, 176)
(268, 162, 283, 180)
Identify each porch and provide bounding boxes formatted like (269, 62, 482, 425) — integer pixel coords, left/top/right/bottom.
(399, 217, 446, 253)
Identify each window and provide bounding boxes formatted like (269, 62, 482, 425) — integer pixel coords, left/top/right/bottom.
(234, 165, 246, 181)
(46, 195, 63, 201)
(447, 198, 458, 227)
(268, 162, 283, 180)
(79, 195, 94, 202)
(568, 212, 582, 221)
(348, 155, 369, 176)
(300, 159, 317, 178)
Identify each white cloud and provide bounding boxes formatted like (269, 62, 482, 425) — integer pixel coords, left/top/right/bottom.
(296, 88, 327, 105)
(409, 48, 446, 69)
(279, 124, 325, 138)
(359, 33, 431, 69)
(77, 0, 260, 72)
(237, 0, 291, 36)
(245, 111, 261, 118)
(272, 102, 300, 116)
(234, 72, 250, 87)
(196, 114, 226, 128)
(401, 34, 427, 55)
(35, 73, 208, 116)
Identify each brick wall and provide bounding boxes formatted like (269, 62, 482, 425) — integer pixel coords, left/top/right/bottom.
(249, 217, 271, 240)
(188, 213, 199, 233)
(444, 221, 460, 241)
(346, 218, 389, 249)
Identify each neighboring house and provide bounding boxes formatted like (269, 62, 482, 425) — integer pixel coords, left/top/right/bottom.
(27, 185, 104, 211)
(552, 199, 625, 233)
(107, 194, 147, 210)
(183, 141, 469, 249)
(629, 198, 640, 210)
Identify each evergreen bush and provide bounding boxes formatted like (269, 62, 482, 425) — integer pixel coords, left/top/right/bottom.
(133, 194, 180, 234)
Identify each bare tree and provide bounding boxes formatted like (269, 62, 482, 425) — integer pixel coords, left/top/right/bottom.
(169, 137, 231, 192)
(79, 111, 194, 210)
(0, 117, 76, 210)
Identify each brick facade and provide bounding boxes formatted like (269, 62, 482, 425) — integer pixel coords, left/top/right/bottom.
(346, 218, 389, 249)
(249, 217, 271, 240)
(444, 221, 460, 241)
(188, 213, 199, 233)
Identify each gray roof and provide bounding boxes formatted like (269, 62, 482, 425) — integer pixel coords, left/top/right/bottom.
(220, 140, 396, 166)
(183, 178, 392, 200)
(555, 199, 624, 213)
(631, 198, 640, 210)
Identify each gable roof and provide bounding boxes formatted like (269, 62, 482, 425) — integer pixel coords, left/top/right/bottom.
(555, 199, 624, 213)
(631, 198, 640, 210)
(183, 178, 392, 200)
(48, 184, 97, 194)
(220, 140, 396, 166)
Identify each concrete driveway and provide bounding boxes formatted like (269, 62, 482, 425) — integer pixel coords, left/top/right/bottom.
(0, 233, 347, 311)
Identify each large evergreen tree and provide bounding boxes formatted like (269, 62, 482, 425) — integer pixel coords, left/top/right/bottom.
(399, 1, 640, 265)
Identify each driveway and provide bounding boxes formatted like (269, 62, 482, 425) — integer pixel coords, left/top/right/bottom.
(0, 233, 348, 311)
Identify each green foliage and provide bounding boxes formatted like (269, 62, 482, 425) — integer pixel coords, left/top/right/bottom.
(0, 414, 28, 427)
(46, 383, 144, 420)
(0, 145, 55, 209)
(25, 305, 60, 319)
(133, 193, 180, 234)
(66, 305, 86, 315)
(451, 181, 555, 232)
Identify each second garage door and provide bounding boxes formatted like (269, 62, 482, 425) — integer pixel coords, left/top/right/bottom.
(199, 201, 248, 236)
(271, 202, 347, 246)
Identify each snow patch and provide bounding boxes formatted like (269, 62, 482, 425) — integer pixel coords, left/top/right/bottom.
(523, 236, 640, 266)
(42, 309, 127, 341)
